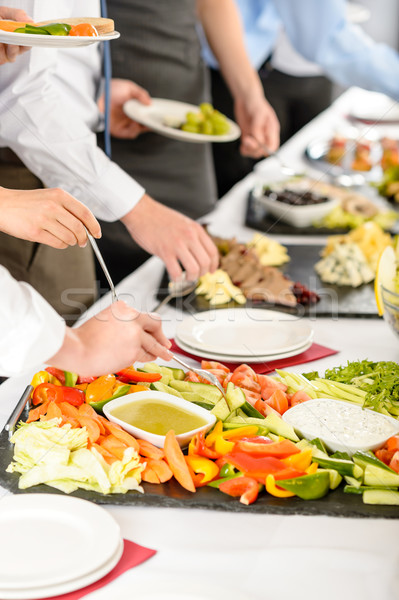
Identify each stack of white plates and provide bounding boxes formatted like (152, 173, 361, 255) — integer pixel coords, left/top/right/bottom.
(175, 308, 313, 363)
(0, 494, 123, 599)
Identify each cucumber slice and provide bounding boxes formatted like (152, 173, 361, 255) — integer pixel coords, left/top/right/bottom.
(150, 381, 183, 397)
(353, 450, 397, 474)
(225, 383, 246, 412)
(241, 401, 264, 419)
(210, 397, 230, 421)
(344, 476, 362, 488)
(263, 413, 299, 442)
(193, 401, 215, 410)
(179, 391, 217, 406)
(317, 468, 342, 490)
(169, 381, 222, 403)
(363, 464, 399, 487)
(138, 362, 177, 384)
(363, 489, 399, 505)
(344, 485, 398, 495)
(315, 456, 363, 479)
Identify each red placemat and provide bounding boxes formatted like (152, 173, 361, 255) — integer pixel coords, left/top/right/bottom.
(45, 539, 156, 600)
(170, 339, 338, 374)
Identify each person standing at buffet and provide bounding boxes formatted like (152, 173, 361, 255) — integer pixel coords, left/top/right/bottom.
(93, 0, 281, 287)
(205, 0, 399, 196)
(0, 9, 172, 378)
(0, 0, 219, 325)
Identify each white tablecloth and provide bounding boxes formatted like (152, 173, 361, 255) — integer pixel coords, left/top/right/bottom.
(1, 88, 399, 600)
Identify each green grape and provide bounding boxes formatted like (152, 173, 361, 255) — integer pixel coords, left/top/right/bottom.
(200, 120, 213, 135)
(213, 122, 230, 135)
(185, 111, 203, 125)
(181, 123, 200, 133)
(200, 102, 214, 117)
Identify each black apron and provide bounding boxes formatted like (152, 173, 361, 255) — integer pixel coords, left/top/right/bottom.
(97, 0, 217, 285)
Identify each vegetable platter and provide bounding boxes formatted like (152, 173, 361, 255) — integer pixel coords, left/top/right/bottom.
(1, 360, 399, 518)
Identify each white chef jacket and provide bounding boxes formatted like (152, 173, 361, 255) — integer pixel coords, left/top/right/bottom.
(0, 0, 145, 221)
(0, 266, 65, 377)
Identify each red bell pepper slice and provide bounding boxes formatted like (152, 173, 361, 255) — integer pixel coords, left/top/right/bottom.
(32, 383, 85, 407)
(45, 367, 65, 384)
(235, 438, 300, 458)
(223, 451, 287, 480)
(32, 383, 64, 406)
(116, 367, 162, 383)
(76, 375, 97, 384)
(219, 476, 259, 505)
(61, 387, 86, 407)
(188, 431, 220, 459)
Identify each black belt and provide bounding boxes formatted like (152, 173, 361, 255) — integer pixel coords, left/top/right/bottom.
(0, 148, 24, 165)
(258, 53, 273, 80)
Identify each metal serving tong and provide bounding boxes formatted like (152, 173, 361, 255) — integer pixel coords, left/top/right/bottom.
(5, 385, 33, 439)
(86, 230, 118, 302)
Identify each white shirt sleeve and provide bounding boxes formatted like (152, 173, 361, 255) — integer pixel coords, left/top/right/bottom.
(0, 266, 66, 377)
(0, 1, 145, 222)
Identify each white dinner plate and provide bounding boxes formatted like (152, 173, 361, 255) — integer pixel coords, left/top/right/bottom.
(0, 494, 121, 590)
(123, 98, 241, 143)
(174, 335, 312, 364)
(0, 30, 120, 48)
(176, 308, 313, 357)
(0, 539, 124, 600)
(347, 91, 399, 124)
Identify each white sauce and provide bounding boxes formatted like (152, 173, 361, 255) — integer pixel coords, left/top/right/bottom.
(285, 399, 399, 448)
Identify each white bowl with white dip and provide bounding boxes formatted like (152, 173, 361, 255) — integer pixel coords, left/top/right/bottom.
(282, 398, 399, 454)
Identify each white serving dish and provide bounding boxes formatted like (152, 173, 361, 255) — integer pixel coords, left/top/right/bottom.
(258, 192, 338, 228)
(282, 397, 399, 454)
(103, 391, 216, 448)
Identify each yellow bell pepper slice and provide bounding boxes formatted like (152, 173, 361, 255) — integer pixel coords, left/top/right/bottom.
(85, 374, 116, 404)
(185, 455, 220, 486)
(30, 371, 50, 390)
(265, 474, 296, 498)
(214, 436, 235, 455)
(222, 425, 259, 440)
(283, 449, 313, 471)
(306, 462, 319, 475)
(205, 420, 224, 446)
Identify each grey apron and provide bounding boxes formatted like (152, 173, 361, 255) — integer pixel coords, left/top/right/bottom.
(97, 0, 217, 285)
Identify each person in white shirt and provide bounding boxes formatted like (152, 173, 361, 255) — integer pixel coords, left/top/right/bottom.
(0, 185, 172, 378)
(0, 1, 219, 323)
(0, 5, 31, 64)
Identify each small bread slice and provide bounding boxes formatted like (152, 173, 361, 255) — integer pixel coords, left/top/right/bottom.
(37, 17, 114, 36)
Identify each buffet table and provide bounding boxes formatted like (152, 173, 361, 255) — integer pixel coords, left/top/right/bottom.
(1, 88, 399, 600)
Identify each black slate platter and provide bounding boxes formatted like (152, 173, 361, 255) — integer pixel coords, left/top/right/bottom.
(157, 244, 380, 318)
(245, 190, 399, 236)
(0, 413, 398, 518)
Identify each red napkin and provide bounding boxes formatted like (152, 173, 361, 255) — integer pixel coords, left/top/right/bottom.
(170, 339, 338, 374)
(44, 539, 156, 600)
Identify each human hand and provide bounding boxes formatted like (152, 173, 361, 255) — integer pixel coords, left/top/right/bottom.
(122, 194, 219, 281)
(0, 186, 101, 248)
(49, 302, 172, 376)
(234, 92, 280, 158)
(98, 78, 151, 139)
(0, 6, 33, 65)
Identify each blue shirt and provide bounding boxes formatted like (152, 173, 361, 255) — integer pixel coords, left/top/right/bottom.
(202, 0, 399, 100)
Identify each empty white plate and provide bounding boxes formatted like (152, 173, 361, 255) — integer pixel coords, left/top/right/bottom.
(0, 30, 120, 48)
(176, 308, 313, 357)
(123, 98, 241, 143)
(174, 335, 312, 364)
(0, 539, 124, 600)
(0, 494, 121, 590)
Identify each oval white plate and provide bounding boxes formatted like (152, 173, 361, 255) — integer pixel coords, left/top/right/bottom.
(123, 98, 241, 143)
(0, 539, 124, 600)
(0, 30, 120, 48)
(0, 494, 121, 590)
(174, 335, 312, 363)
(176, 308, 313, 356)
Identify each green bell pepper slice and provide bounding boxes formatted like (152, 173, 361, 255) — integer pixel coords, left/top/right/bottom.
(275, 471, 330, 500)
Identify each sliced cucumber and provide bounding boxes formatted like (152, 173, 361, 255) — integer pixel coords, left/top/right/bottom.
(193, 401, 215, 411)
(150, 381, 183, 397)
(363, 489, 399, 505)
(344, 485, 398, 495)
(353, 450, 397, 474)
(241, 401, 264, 419)
(344, 475, 362, 488)
(263, 413, 299, 442)
(363, 464, 399, 487)
(179, 391, 217, 406)
(317, 468, 342, 490)
(225, 383, 246, 412)
(315, 456, 363, 479)
(210, 397, 230, 421)
(169, 380, 222, 403)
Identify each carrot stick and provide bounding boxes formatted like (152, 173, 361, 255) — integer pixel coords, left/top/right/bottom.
(138, 439, 165, 460)
(100, 435, 128, 460)
(141, 464, 161, 484)
(40, 401, 62, 421)
(27, 400, 50, 423)
(77, 416, 101, 444)
(146, 458, 173, 483)
(102, 421, 139, 452)
(163, 430, 195, 492)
